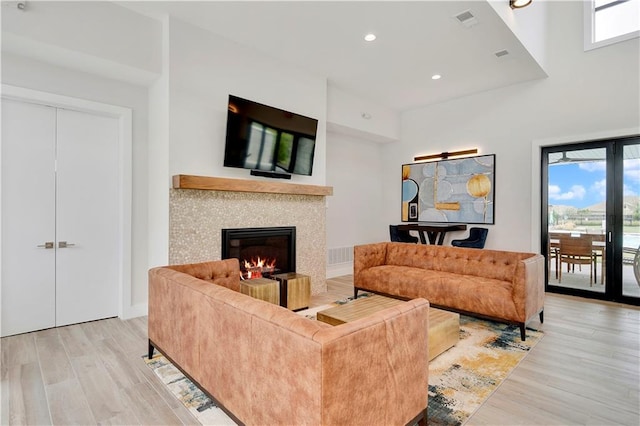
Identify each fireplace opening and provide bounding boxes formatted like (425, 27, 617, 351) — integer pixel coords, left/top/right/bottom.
(221, 226, 296, 280)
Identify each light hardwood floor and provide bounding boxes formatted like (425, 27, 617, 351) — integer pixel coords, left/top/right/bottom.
(1, 275, 638, 425)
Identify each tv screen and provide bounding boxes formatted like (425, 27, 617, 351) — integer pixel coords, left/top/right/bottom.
(223, 95, 318, 176)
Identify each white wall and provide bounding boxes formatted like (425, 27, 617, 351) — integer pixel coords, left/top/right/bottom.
(147, 16, 171, 271)
(326, 131, 387, 277)
(378, 1, 639, 253)
(1, 0, 161, 85)
(327, 85, 400, 143)
(489, 0, 550, 72)
(165, 18, 328, 185)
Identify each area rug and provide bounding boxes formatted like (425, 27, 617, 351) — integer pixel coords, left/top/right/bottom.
(143, 297, 543, 426)
(427, 315, 542, 425)
(142, 354, 236, 425)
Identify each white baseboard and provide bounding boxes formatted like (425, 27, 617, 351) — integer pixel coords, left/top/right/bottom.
(123, 302, 148, 320)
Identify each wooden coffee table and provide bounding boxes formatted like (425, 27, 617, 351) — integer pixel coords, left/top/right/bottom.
(317, 294, 459, 360)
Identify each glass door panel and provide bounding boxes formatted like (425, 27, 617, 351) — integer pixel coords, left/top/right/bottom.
(546, 146, 608, 294)
(622, 143, 640, 299)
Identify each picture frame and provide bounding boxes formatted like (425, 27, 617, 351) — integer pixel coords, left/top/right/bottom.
(401, 154, 495, 224)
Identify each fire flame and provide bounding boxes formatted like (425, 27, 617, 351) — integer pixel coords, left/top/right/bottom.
(242, 256, 277, 279)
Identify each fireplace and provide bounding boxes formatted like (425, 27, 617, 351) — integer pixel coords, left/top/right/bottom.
(221, 226, 296, 279)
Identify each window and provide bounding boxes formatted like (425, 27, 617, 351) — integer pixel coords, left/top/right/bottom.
(584, 0, 640, 50)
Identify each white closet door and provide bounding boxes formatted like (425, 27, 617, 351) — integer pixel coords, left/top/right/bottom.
(55, 108, 119, 326)
(1, 99, 57, 336)
(1, 99, 120, 336)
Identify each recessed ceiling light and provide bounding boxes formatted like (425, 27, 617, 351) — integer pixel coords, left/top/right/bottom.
(364, 33, 376, 42)
(432, 74, 442, 80)
(510, 0, 532, 9)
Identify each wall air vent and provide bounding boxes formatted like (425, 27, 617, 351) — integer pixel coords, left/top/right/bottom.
(454, 10, 478, 28)
(494, 49, 510, 58)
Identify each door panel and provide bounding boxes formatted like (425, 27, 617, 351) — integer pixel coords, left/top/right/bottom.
(1, 99, 56, 336)
(621, 143, 640, 300)
(546, 146, 608, 294)
(55, 109, 119, 326)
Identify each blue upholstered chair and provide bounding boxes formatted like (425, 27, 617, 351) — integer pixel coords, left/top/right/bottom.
(451, 227, 488, 249)
(389, 225, 419, 243)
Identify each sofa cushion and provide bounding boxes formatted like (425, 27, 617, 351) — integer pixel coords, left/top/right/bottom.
(358, 265, 519, 321)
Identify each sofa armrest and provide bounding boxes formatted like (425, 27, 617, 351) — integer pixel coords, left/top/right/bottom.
(314, 298, 430, 426)
(353, 243, 389, 287)
(512, 254, 545, 322)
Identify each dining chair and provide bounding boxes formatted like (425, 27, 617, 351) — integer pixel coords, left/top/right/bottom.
(389, 225, 419, 243)
(450, 227, 488, 249)
(558, 235, 594, 285)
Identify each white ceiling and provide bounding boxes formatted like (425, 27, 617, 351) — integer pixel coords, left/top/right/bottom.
(118, 0, 547, 111)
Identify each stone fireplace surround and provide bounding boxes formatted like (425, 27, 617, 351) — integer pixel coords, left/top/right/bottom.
(169, 175, 332, 295)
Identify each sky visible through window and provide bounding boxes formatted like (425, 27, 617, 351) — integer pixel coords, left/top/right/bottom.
(548, 159, 640, 209)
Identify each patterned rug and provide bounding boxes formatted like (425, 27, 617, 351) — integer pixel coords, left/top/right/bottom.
(143, 298, 543, 426)
(142, 354, 236, 425)
(427, 315, 542, 425)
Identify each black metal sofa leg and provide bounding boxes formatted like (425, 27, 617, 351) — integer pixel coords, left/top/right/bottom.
(148, 340, 154, 359)
(520, 324, 526, 341)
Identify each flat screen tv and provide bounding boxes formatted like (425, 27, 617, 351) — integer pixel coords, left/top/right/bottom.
(223, 95, 318, 177)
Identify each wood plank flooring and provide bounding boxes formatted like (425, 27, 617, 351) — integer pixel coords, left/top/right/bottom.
(1, 275, 638, 425)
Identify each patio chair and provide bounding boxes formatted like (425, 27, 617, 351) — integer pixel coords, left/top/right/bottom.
(558, 235, 594, 285)
(547, 232, 564, 279)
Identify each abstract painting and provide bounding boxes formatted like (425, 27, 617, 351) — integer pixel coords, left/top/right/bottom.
(402, 154, 495, 224)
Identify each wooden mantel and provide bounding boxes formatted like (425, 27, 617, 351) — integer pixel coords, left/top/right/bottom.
(172, 175, 333, 196)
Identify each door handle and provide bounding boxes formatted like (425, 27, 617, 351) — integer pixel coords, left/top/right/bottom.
(37, 242, 54, 249)
(58, 241, 75, 248)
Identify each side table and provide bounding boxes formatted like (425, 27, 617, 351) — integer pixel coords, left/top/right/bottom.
(272, 272, 311, 311)
(239, 277, 280, 305)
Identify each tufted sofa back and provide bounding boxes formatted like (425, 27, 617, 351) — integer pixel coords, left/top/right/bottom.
(167, 258, 241, 292)
(384, 243, 535, 282)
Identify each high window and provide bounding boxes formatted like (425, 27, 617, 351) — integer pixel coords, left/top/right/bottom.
(584, 0, 640, 50)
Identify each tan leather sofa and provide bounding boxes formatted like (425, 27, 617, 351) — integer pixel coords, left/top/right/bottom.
(354, 242, 545, 340)
(148, 258, 430, 426)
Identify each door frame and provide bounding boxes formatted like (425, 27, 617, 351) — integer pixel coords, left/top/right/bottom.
(531, 128, 640, 304)
(1, 84, 133, 319)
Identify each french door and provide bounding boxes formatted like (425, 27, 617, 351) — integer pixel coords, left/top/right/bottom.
(541, 136, 640, 305)
(1, 98, 120, 336)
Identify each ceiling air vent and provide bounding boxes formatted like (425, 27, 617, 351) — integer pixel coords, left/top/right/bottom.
(494, 49, 510, 58)
(454, 10, 478, 28)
